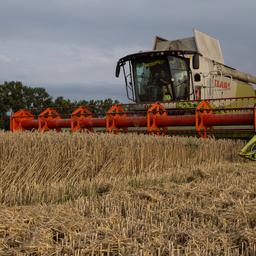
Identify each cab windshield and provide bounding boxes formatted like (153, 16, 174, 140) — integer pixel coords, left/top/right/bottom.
(133, 56, 189, 102)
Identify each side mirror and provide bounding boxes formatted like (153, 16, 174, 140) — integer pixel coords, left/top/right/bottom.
(115, 62, 121, 77)
(192, 54, 200, 70)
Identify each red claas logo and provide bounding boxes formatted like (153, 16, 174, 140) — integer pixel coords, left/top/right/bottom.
(214, 80, 231, 89)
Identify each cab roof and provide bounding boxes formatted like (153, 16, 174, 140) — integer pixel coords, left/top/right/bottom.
(118, 50, 197, 64)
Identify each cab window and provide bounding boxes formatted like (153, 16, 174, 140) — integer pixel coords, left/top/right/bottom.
(168, 56, 189, 99)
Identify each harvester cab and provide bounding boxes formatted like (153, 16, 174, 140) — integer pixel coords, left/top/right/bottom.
(116, 50, 193, 102)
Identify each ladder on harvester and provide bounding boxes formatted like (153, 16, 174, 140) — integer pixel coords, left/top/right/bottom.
(239, 135, 256, 161)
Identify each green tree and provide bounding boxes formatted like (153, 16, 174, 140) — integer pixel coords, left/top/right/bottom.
(52, 98, 120, 116)
(0, 81, 53, 129)
(84, 98, 119, 115)
(0, 81, 120, 130)
(0, 81, 52, 112)
(53, 96, 76, 116)
(24, 87, 52, 110)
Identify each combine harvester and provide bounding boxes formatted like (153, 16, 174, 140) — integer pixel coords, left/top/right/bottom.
(10, 30, 256, 160)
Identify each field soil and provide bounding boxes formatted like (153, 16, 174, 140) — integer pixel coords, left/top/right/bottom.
(0, 132, 255, 255)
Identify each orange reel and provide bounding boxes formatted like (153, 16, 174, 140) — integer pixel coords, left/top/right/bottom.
(147, 103, 168, 135)
(38, 108, 61, 132)
(106, 104, 128, 133)
(196, 101, 213, 138)
(71, 106, 93, 132)
(10, 109, 34, 132)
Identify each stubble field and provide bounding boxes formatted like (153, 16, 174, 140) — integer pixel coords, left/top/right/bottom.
(0, 132, 255, 255)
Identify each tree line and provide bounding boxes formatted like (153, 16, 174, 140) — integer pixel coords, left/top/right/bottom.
(0, 81, 119, 129)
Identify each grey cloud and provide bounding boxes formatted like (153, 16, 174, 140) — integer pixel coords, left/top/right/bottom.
(0, 54, 12, 63)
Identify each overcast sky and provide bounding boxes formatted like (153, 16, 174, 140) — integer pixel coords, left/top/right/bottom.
(0, 0, 255, 101)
